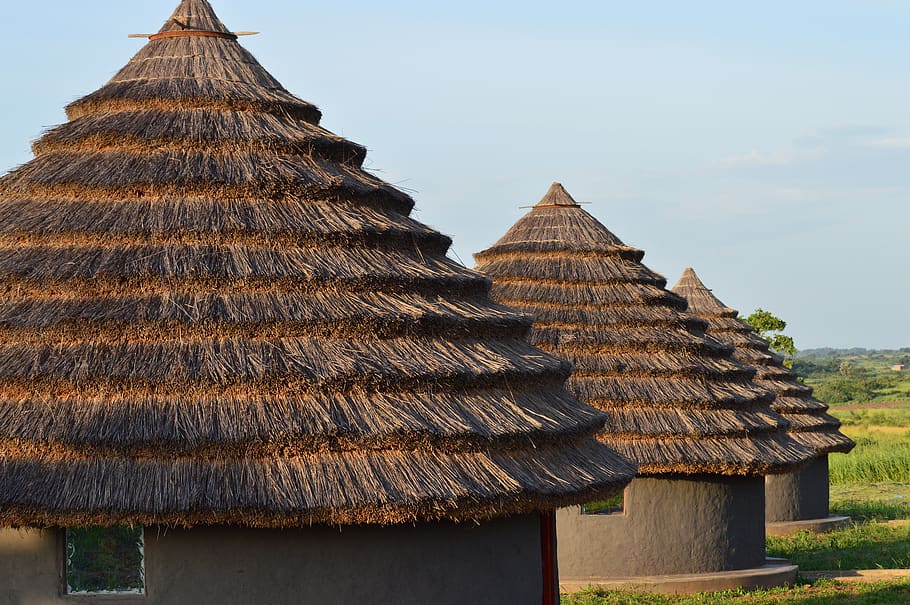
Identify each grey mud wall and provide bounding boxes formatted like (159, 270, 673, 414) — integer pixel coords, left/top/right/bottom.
(557, 476, 766, 579)
(0, 514, 544, 605)
(765, 456, 830, 522)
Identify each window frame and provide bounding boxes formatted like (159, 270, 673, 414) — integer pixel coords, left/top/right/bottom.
(580, 488, 627, 516)
(60, 525, 147, 599)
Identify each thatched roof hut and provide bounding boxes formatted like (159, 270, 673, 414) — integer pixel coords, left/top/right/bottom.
(0, 4, 633, 603)
(475, 183, 812, 584)
(475, 184, 813, 476)
(672, 268, 854, 457)
(673, 267, 854, 527)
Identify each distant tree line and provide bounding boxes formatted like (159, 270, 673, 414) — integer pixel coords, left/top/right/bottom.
(739, 309, 908, 405)
(798, 347, 910, 358)
(791, 354, 909, 404)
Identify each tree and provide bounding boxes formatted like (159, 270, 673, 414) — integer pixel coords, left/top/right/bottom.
(742, 308, 797, 365)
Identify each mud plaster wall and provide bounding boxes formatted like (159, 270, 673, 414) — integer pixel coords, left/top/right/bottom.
(765, 456, 830, 522)
(0, 514, 543, 605)
(557, 475, 766, 578)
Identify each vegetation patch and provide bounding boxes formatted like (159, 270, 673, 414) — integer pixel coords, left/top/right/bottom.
(794, 349, 910, 405)
(828, 409, 910, 485)
(829, 431, 910, 485)
(830, 483, 910, 516)
(767, 523, 910, 571)
(561, 579, 910, 604)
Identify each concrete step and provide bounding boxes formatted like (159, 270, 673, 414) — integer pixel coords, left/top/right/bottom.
(800, 569, 910, 583)
(560, 559, 798, 595)
(766, 516, 852, 536)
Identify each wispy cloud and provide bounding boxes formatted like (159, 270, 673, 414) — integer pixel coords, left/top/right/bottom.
(711, 147, 827, 169)
(711, 125, 910, 172)
(865, 137, 910, 149)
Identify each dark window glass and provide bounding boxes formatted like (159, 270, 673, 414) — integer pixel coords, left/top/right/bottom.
(581, 490, 625, 515)
(65, 526, 145, 594)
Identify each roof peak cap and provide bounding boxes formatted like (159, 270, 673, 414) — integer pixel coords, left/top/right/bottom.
(534, 182, 582, 208)
(679, 267, 705, 287)
(159, 0, 232, 35)
(671, 267, 738, 316)
(130, 0, 259, 40)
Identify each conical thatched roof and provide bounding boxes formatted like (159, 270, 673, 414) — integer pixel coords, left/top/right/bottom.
(0, 2, 635, 528)
(672, 268, 854, 456)
(475, 183, 815, 476)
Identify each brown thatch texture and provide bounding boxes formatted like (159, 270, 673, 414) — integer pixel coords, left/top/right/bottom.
(0, 0, 636, 528)
(475, 183, 816, 477)
(672, 267, 855, 456)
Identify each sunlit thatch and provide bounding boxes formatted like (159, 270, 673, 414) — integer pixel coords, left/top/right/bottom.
(672, 267, 854, 456)
(0, 1, 635, 528)
(475, 183, 815, 476)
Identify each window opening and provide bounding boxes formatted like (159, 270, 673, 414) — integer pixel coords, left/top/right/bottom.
(65, 525, 145, 595)
(581, 490, 625, 515)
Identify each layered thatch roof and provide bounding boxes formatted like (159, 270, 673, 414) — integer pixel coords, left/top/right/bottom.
(672, 268, 854, 456)
(475, 183, 816, 476)
(0, 1, 635, 528)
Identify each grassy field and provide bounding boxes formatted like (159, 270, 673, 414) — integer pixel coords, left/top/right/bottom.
(830, 403, 910, 485)
(831, 483, 910, 512)
(767, 519, 910, 570)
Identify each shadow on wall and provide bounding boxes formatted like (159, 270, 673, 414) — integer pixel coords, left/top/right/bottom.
(0, 528, 60, 600)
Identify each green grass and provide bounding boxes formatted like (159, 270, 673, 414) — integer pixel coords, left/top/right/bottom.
(583, 492, 625, 515)
(837, 405, 910, 429)
(831, 482, 910, 505)
(828, 407, 910, 485)
(830, 483, 910, 520)
(832, 499, 910, 522)
(767, 523, 910, 570)
(829, 435, 910, 485)
(561, 579, 910, 604)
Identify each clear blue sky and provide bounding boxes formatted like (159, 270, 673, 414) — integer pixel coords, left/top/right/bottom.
(1, 1, 907, 349)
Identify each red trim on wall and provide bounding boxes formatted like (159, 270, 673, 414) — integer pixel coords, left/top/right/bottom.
(540, 510, 557, 605)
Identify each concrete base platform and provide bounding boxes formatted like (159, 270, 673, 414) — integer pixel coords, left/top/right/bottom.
(559, 559, 798, 595)
(800, 569, 910, 583)
(766, 515, 851, 536)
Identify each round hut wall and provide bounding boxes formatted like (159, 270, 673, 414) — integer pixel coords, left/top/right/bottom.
(670, 267, 854, 525)
(474, 183, 815, 580)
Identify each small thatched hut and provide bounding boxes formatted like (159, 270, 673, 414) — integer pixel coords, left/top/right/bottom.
(0, 4, 636, 603)
(475, 183, 814, 587)
(672, 268, 855, 531)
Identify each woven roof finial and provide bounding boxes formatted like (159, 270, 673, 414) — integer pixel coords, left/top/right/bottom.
(158, 0, 230, 34)
(672, 267, 736, 317)
(129, 0, 258, 40)
(533, 182, 581, 208)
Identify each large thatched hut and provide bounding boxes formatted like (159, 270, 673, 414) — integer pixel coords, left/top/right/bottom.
(475, 183, 814, 588)
(0, 4, 636, 603)
(672, 268, 855, 532)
